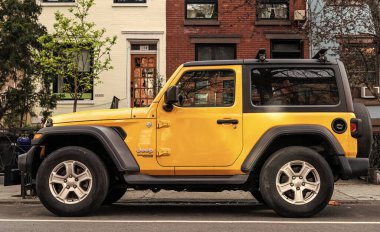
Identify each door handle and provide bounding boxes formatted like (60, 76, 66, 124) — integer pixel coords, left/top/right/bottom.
(217, 119, 239, 125)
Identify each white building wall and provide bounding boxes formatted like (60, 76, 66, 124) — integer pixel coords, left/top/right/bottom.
(37, 0, 166, 115)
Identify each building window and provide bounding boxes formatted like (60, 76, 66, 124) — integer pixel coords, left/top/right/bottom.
(42, 0, 75, 2)
(131, 44, 157, 51)
(251, 68, 339, 106)
(53, 77, 94, 100)
(53, 49, 94, 100)
(271, 40, 303, 59)
(326, 0, 362, 6)
(257, 0, 289, 20)
(113, 0, 147, 3)
(185, 0, 218, 19)
(175, 70, 235, 107)
(337, 36, 377, 85)
(196, 44, 236, 61)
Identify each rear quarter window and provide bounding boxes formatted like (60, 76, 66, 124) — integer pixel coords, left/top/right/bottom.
(251, 68, 340, 106)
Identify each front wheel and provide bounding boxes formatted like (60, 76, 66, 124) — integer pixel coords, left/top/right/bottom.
(259, 146, 334, 218)
(103, 188, 127, 205)
(36, 146, 109, 216)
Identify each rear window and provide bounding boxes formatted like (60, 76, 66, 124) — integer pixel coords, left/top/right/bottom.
(251, 68, 339, 106)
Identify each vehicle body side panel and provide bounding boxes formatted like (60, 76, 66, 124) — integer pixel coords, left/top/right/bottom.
(237, 112, 358, 173)
(35, 126, 140, 172)
(241, 124, 346, 172)
(155, 65, 244, 175)
(52, 106, 173, 175)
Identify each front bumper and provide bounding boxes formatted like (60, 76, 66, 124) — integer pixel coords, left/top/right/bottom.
(338, 156, 369, 180)
(18, 146, 36, 173)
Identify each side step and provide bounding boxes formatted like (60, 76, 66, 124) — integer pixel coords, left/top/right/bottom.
(124, 174, 249, 185)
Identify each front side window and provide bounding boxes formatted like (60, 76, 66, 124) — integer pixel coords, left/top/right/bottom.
(251, 68, 339, 106)
(176, 70, 235, 107)
(185, 0, 218, 19)
(257, 0, 289, 20)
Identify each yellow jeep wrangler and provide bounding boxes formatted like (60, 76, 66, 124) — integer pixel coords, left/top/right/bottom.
(19, 50, 372, 217)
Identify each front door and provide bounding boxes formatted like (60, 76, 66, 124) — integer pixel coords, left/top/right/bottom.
(131, 54, 157, 107)
(156, 66, 243, 170)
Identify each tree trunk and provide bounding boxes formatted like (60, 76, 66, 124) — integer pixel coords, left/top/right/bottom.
(73, 78, 78, 113)
(73, 98, 77, 113)
(19, 110, 24, 128)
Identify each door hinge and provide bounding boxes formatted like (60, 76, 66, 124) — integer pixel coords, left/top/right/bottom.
(157, 148, 171, 157)
(157, 120, 170, 129)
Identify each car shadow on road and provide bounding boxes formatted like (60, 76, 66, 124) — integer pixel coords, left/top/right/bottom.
(31, 202, 360, 220)
(95, 203, 282, 219)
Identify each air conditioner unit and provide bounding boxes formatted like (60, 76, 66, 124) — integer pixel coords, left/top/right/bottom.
(294, 10, 306, 21)
(361, 86, 380, 98)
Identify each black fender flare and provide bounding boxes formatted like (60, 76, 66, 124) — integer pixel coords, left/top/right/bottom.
(241, 125, 345, 172)
(31, 126, 139, 172)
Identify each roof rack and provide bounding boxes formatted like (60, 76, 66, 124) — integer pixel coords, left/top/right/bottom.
(256, 48, 267, 62)
(312, 48, 328, 62)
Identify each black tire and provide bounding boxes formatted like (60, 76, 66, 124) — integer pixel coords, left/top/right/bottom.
(250, 190, 265, 204)
(354, 103, 373, 158)
(259, 146, 334, 218)
(36, 146, 109, 217)
(103, 188, 127, 205)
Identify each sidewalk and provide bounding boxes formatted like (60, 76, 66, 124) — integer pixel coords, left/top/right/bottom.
(1, 177, 380, 205)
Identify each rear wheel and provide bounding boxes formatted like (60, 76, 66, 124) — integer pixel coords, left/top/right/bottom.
(250, 190, 265, 204)
(36, 146, 109, 216)
(260, 146, 334, 218)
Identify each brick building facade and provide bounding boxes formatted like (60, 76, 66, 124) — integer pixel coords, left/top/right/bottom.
(166, 0, 309, 77)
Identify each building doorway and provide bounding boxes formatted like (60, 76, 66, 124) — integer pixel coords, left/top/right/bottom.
(131, 54, 157, 107)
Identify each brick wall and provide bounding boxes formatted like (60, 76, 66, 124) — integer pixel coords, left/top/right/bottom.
(167, 0, 309, 77)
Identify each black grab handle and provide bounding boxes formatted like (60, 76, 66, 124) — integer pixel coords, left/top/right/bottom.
(217, 119, 239, 125)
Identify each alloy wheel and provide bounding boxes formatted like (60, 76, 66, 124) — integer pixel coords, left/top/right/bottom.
(48, 160, 93, 204)
(275, 160, 321, 205)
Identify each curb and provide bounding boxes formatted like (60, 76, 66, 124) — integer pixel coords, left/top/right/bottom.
(0, 199, 40, 205)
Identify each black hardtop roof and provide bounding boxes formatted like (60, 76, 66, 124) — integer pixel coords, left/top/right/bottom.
(183, 59, 339, 67)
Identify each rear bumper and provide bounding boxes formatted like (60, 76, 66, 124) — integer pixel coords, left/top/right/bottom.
(338, 156, 369, 180)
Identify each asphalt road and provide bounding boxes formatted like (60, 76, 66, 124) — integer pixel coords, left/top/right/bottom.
(0, 202, 380, 232)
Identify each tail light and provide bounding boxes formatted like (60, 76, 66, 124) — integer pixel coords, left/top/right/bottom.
(350, 118, 362, 138)
(350, 122, 357, 133)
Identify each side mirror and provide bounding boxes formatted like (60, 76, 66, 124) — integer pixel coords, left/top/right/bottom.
(164, 86, 179, 112)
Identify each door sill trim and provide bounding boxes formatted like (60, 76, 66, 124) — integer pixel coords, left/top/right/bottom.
(124, 174, 249, 185)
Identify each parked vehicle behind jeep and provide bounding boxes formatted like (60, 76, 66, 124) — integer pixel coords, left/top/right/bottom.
(18, 50, 371, 217)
